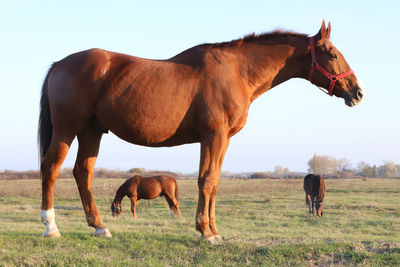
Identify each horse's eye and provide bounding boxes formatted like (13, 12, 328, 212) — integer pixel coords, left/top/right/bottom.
(329, 54, 338, 60)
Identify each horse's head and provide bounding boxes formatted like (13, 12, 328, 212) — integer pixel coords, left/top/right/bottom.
(314, 200, 324, 217)
(111, 201, 121, 217)
(308, 21, 363, 107)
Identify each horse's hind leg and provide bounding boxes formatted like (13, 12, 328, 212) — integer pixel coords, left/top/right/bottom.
(164, 193, 181, 217)
(41, 133, 75, 237)
(73, 120, 111, 237)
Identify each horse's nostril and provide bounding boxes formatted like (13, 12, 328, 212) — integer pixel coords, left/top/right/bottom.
(357, 89, 363, 99)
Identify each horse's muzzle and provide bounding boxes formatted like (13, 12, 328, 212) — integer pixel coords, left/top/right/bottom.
(345, 88, 363, 107)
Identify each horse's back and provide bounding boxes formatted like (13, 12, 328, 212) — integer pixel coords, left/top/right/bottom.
(304, 174, 326, 200)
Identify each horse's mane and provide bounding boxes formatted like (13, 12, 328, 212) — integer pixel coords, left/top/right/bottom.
(116, 177, 134, 195)
(170, 29, 308, 70)
(206, 30, 308, 48)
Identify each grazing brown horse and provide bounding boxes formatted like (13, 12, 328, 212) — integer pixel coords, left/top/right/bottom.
(303, 174, 326, 216)
(38, 20, 363, 242)
(111, 175, 181, 219)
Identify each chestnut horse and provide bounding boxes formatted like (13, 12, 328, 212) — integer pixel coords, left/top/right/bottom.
(111, 175, 181, 219)
(303, 174, 326, 216)
(38, 21, 363, 243)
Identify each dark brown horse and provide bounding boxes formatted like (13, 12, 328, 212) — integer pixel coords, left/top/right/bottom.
(38, 21, 363, 242)
(303, 174, 326, 216)
(111, 175, 181, 219)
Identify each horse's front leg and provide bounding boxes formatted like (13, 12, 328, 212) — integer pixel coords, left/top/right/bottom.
(196, 128, 229, 244)
(130, 197, 138, 219)
(306, 194, 312, 214)
(311, 199, 315, 215)
(73, 123, 111, 237)
(208, 138, 229, 244)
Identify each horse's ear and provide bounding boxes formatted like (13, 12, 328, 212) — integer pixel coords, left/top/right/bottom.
(315, 20, 327, 46)
(326, 22, 331, 40)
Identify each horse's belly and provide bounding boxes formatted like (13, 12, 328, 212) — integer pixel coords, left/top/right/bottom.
(96, 79, 201, 146)
(98, 112, 200, 147)
(137, 181, 162, 199)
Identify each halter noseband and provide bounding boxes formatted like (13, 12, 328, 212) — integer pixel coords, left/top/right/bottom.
(308, 37, 354, 96)
(112, 202, 121, 215)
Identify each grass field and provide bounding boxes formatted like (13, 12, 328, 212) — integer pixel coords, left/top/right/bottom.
(0, 178, 399, 266)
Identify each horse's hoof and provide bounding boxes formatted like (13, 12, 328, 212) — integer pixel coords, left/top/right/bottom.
(214, 235, 224, 244)
(43, 229, 61, 238)
(200, 235, 219, 245)
(94, 228, 112, 238)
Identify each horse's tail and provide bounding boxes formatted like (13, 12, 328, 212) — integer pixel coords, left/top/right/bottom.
(38, 62, 57, 161)
(174, 179, 179, 201)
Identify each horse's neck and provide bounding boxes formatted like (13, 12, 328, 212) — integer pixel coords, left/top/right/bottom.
(237, 37, 309, 102)
(113, 184, 128, 205)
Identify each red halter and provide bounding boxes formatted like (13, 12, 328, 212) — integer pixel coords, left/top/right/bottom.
(308, 37, 354, 96)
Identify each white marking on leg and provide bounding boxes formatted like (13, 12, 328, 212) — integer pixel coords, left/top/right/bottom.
(94, 228, 112, 238)
(41, 208, 61, 237)
(200, 235, 218, 245)
(170, 209, 174, 217)
(214, 235, 223, 244)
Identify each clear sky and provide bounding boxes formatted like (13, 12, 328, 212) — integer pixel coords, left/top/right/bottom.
(1, 1, 399, 173)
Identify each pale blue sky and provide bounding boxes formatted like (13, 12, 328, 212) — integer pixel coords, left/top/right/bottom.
(1, 1, 399, 172)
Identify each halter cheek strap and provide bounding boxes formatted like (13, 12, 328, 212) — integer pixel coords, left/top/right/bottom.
(112, 202, 121, 214)
(309, 37, 354, 96)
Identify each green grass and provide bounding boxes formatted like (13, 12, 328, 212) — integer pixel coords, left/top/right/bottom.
(0, 178, 399, 266)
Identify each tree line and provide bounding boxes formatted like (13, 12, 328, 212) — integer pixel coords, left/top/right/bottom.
(307, 153, 400, 178)
(247, 154, 400, 179)
(1, 153, 399, 180)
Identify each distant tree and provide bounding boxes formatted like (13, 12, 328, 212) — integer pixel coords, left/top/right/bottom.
(272, 165, 290, 178)
(358, 162, 374, 177)
(283, 167, 290, 178)
(357, 161, 399, 178)
(340, 170, 354, 178)
(273, 165, 283, 178)
(357, 161, 368, 174)
(378, 161, 398, 178)
(250, 172, 273, 179)
(338, 158, 352, 172)
(308, 153, 338, 175)
(221, 171, 232, 178)
(128, 168, 145, 174)
(372, 165, 379, 177)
